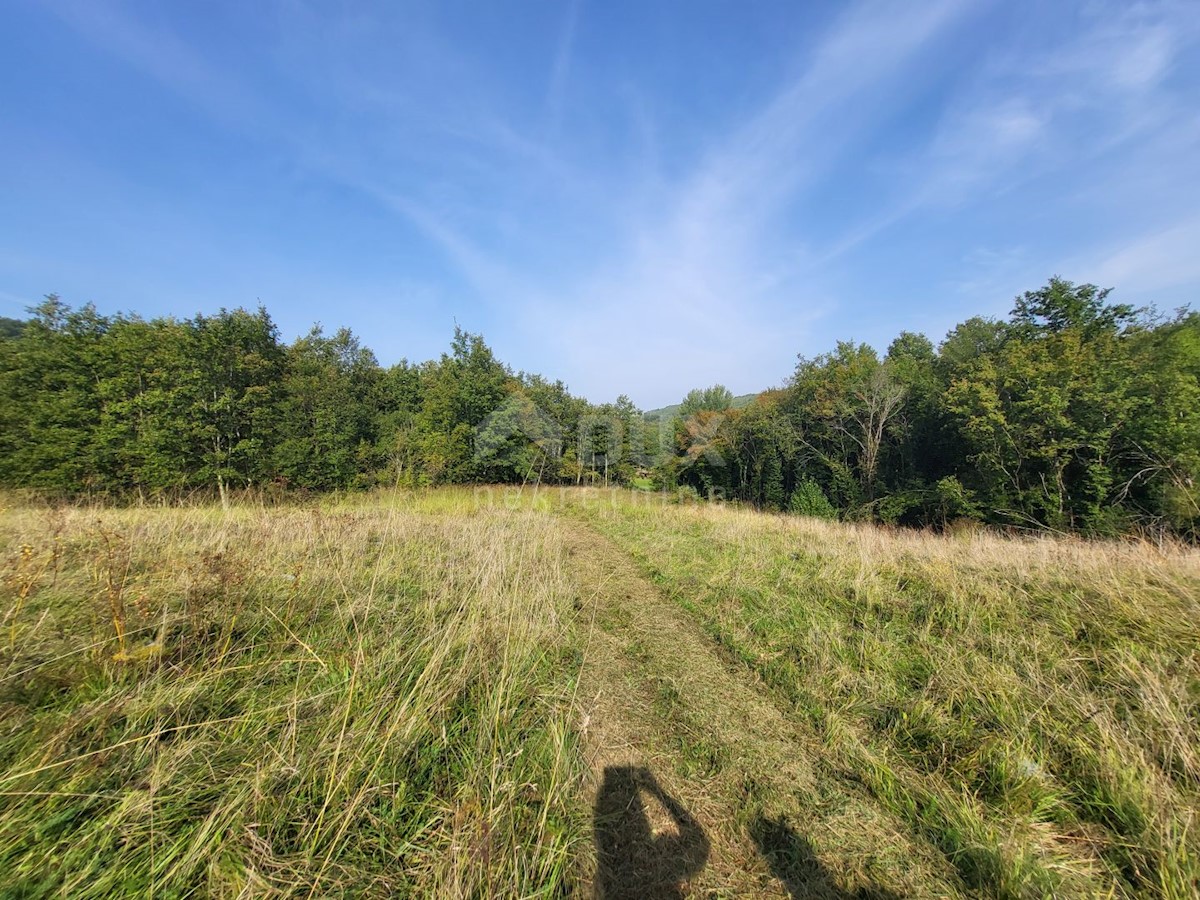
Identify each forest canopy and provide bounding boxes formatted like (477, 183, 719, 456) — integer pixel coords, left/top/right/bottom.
(1, 277, 1197, 538)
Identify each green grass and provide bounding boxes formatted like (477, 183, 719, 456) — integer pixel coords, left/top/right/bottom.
(0, 495, 587, 897)
(3, 487, 1198, 897)
(572, 492, 1200, 897)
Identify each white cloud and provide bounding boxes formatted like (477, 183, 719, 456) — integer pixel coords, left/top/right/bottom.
(1079, 215, 1200, 294)
(528, 0, 976, 402)
(545, 0, 581, 134)
(27, 0, 1200, 406)
(0, 290, 39, 314)
(41, 0, 272, 130)
(1111, 26, 1176, 89)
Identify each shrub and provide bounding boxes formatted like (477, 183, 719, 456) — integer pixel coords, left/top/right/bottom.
(789, 479, 837, 519)
(935, 476, 980, 528)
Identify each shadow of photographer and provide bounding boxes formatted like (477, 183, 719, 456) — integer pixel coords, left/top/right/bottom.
(751, 813, 902, 899)
(592, 765, 710, 899)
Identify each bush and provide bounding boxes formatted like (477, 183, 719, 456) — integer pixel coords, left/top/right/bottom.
(935, 476, 980, 528)
(878, 491, 925, 525)
(789, 479, 837, 519)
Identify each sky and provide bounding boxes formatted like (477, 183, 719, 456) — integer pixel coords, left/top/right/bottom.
(1, 0, 1198, 408)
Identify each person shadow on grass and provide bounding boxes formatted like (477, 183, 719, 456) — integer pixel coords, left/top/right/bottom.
(593, 765, 710, 899)
(751, 813, 903, 899)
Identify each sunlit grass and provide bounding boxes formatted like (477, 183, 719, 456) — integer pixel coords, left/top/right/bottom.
(0, 492, 586, 897)
(573, 491, 1200, 897)
(3, 486, 1197, 897)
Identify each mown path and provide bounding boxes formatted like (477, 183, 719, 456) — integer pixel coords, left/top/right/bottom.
(563, 518, 963, 899)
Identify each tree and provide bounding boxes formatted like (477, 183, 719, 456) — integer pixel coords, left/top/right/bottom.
(187, 307, 286, 504)
(944, 284, 1138, 531)
(274, 326, 382, 490)
(376, 360, 423, 485)
(678, 384, 734, 418)
(670, 386, 737, 497)
(3, 282, 1195, 540)
(1010, 276, 1135, 338)
(790, 479, 836, 518)
(937, 316, 1009, 370)
(728, 393, 794, 507)
(790, 343, 906, 503)
(1118, 311, 1200, 535)
(0, 297, 107, 492)
(673, 408, 734, 497)
(412, 328, 512, 484)
(92, 315, 199, 494)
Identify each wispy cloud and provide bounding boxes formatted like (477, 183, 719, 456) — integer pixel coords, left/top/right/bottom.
(244, 2, 981, 401)
(545, 0, 581, 135)
(18, 0, 1200, 407)
(22, 0, 986, 402)
(1079, 214, 1200, 296)
(798, 0, 1200, 344)
(824, 4, 1190, 248)
(0, 290, 39, 314)
(40, 0, 271, 130)
(509, 0, 977, 400)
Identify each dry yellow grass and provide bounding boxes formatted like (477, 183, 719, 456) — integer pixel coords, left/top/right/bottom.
(1, 492, 585, 897)
(574, 489, 1200, 897)
(2, 486, 1198, 897)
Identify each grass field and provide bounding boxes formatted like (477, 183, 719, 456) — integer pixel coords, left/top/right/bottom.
(2, 487, 1198, 897)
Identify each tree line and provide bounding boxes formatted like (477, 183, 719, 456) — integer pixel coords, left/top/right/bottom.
(670, 279, 1199, 538)
(0, 297, 656, 501)
(0, 278, 1196, 537)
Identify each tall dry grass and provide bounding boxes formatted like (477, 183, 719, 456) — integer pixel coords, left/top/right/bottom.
(5, 485, 1198, 898)
(0, 492, 586, 897)
(574, 489, 1200, 898)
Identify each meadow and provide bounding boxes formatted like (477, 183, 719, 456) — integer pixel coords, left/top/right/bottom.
(2, 487, 1198, 898)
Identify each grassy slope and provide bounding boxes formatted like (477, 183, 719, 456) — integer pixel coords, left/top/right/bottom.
(0, 493, 586, 897)
(563, 517, 964, 897)
(641, 393, 759, 423)
(2, 487, 1198, 898)
(573, 491, 1200, 898)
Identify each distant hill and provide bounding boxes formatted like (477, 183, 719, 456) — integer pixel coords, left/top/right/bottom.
(643, 392, 759, 422)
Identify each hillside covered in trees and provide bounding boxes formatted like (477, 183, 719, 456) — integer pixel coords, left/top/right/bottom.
(1, 278, 1197, 537)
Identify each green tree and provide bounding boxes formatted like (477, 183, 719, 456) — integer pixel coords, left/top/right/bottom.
(944, 282, 1138, 531)
(474, 392, 562, 484)
(0, 297, 107, 492)
(789, 478, 836, 519)
(937, 316, 1009, 371)
(186, 307, 286, 503)
(91, 315, 199, 494)
(376, 360, 424, 485)
(885, 332, 943, 489)
(678, 384, 734, 417)
(669, 386, 737, 497)
(1118, 311, 1200, 535)
(789, 343, 906, 504)
(1011, 276, 1136, 338)
(728, 393, 794, 507)
(274, 326, 382, 490)
(412, 328, 512, 484)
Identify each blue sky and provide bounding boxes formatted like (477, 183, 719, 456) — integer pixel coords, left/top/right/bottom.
(2, 0, 1198, 408)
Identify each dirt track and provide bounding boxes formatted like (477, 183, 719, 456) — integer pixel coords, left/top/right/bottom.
(563, 519, 960, 898)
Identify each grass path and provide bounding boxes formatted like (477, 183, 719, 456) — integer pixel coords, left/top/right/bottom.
(6, 489, 1194, 896)
(563, 518, 964, 898)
